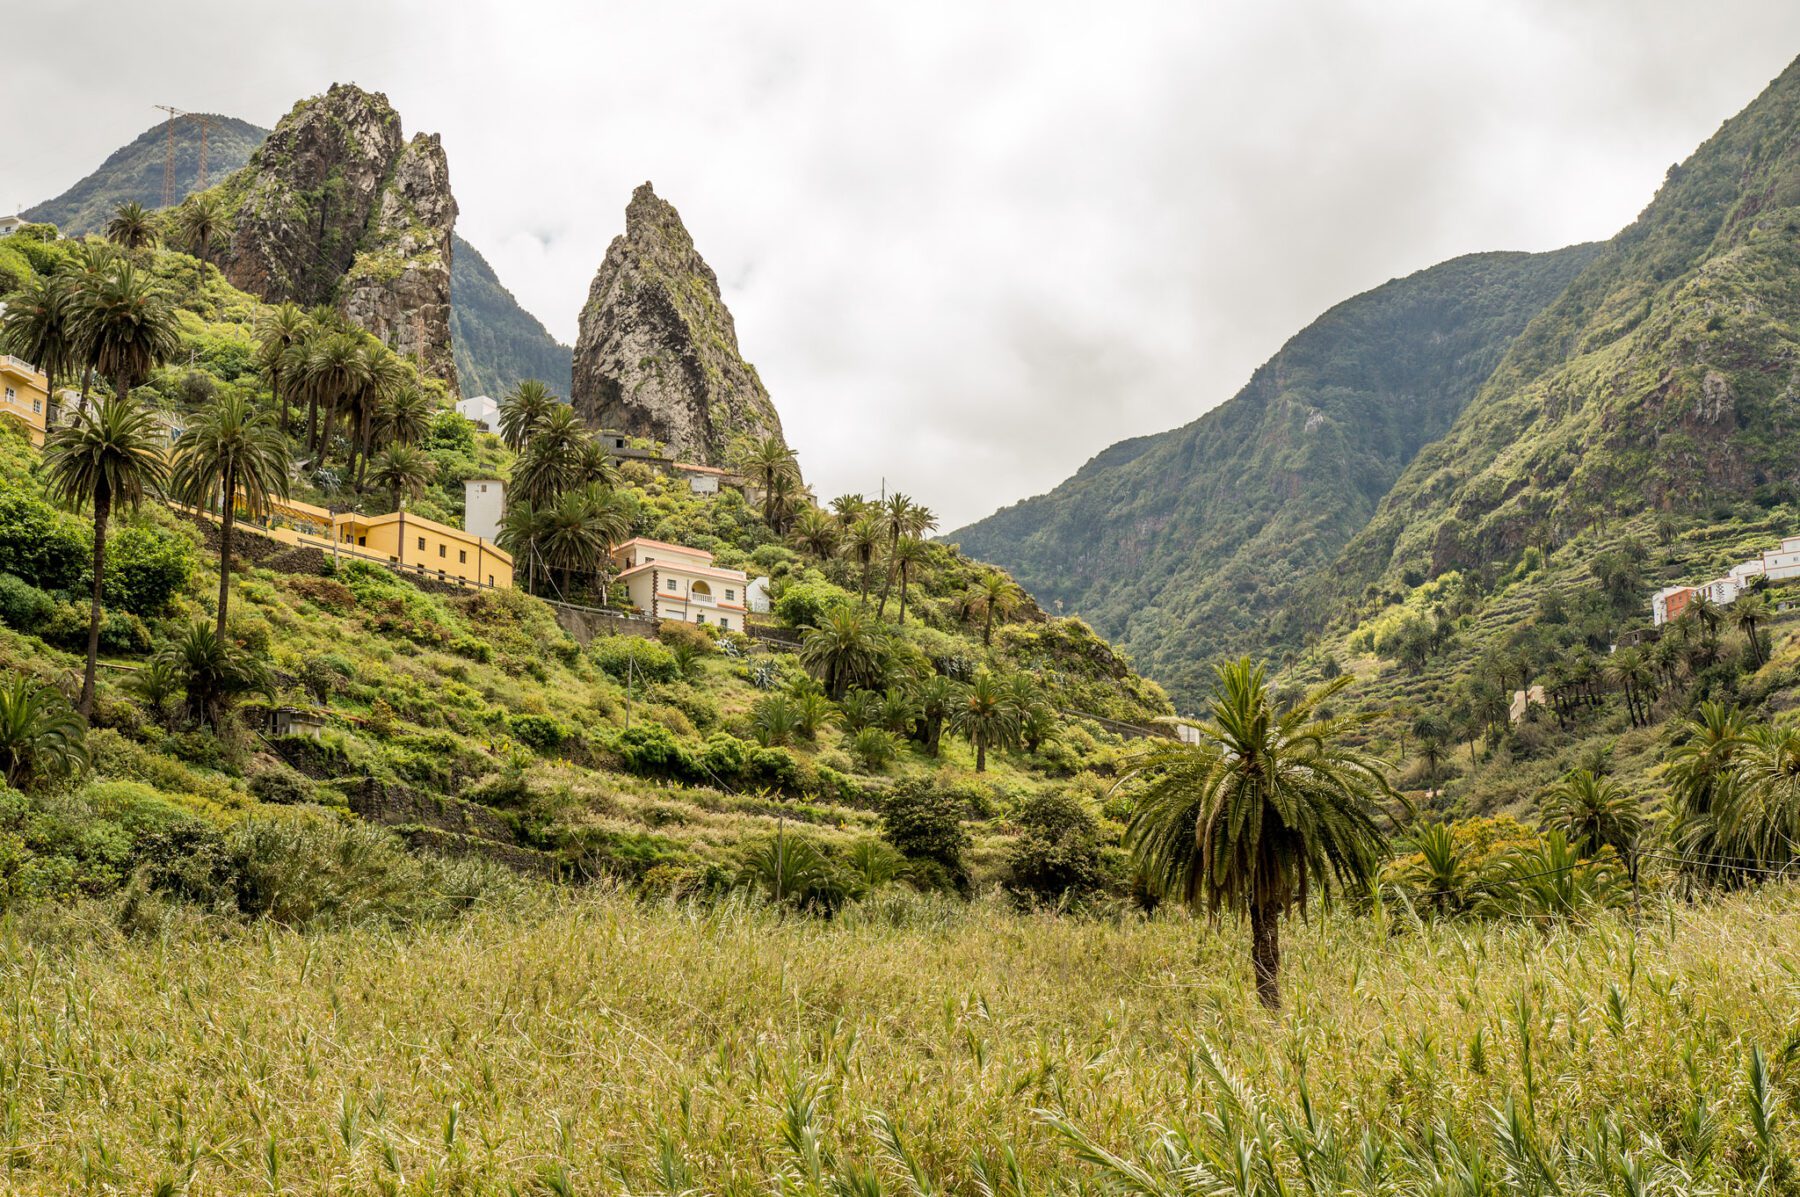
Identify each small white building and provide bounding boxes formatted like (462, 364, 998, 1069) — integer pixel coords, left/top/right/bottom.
(0, 216, 25, 238)
(1699, 576, 1742, 607)
(464, 478, 504, 544)
(456, 394, 499, 433)
(1730, 559, 1768, 587)
(746, 576, 772, 614)
(609, 537, 748, 631)
(1762, 535, 1800, 581)
(1652, 585, 1697, 627)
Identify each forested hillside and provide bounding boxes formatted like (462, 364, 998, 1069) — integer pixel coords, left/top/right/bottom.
(951, 247, 1596, 707)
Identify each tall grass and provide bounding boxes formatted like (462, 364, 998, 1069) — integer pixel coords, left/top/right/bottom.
(0, 884, 1797, 1193)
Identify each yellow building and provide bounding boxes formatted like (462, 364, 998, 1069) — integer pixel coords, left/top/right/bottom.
(332, 509, 514, 590)
(0, 356, 49, 447)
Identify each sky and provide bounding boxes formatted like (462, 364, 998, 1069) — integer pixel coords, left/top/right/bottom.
(12, 3, 1800, 529)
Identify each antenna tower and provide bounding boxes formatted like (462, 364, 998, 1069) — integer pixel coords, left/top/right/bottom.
(152, 104, 186, 206)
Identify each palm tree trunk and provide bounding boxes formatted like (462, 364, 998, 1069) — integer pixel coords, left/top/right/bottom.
(898, 571, 909, 625)
(983, 606, 995, 647)
(1250, 901, 1281, 1010)
(305, 394, 320, 456)
(79, 491, 112, 716)
(975, 741, 986, 773)
(216, 463, 236, 636)
(878, 555, 898, 617)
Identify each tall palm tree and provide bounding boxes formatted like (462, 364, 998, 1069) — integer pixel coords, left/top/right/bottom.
(1666, 701, 1754, 881)
(1122, 659, 1390, 1009)
(845, 516, 882, 607)
(541, 484, 633, 600)
(0, 676, 89, 790)
(301, 330, 371, 459)
(368, 443, 435, 512)
(971, 571, 1023, 647)
(1539, 769, 1643, 875)
(375, 383, 433, 450)
(171, 390, 291, 635)
(104, 202, 158, 253)
(1606, 646, 1656, 729)
(256, 303, 312, 433)
(69, 262, 180, 409)
(497, 499, 551, 595)
(949, 670, 1017, 773)
(0, 273, 76, 423)
(43, 396, 169, 713)
(1713, 721, 1800, 871)
(891, 535, 930, 625)
(1688, 594, 1723, 658)
(799, 607, 888, 699)
(829, 494, 867, 523)
(914, 674, 960, 757)
(498, 379, 557, 452)
(173, 193, 231, 265)
(877, 494, 936, 618)
(512, 404, 589, 508)
(575, 436, 622, 490)
(732, 433, 802, 528)
(348, 347, 410, 487)
(1734, 591, 1770, 667)
(789, 506, 840, 560)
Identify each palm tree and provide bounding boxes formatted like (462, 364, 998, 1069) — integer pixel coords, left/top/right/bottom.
(256, 303, 311, 433)
(1539, 769, 1643, 876)
(971, 571, 1023, 647)
(512, 405, 588, 507)
(914, 674, 960, 757)
(950, 670, 1017, 773)
(1003, 674, 1058, 754)
(1402, 822, 1470, 916)
(829, 494, 867, 523)
(1734, 591, 1770, 666)
(374, 383, 433, 449)
(542, 485, 632, 600)
(43, 396, 169, 713)
(105, 202, 158, 253)
(0, 676, 89, 790)
(1410, 710, 1449, 788)
(172, 193, 231, 265)
(845, 516, 882, 607)
(891, 536, 931, 625)
(497, 499, 551, 595)
(1606, 646, 1655, 729)
(1121, 659, 1390, 1009)
(347, 347, 411, 487)
(300, 330, 371, 460)
(368, 443, 435, 512)
(498, 379, 557, 452)
(799, 607, 888, 700)
(732, 433, 801, 528)
(1666, 701, 1754, 881)
(877, 494, 937, 617)
(789, 507, 840, 560)
(575, 437, 622, 490)
(1688, 594, 1723, 657)
(0, 273, 76, 423)
(160, 620, 270, 729)
(171, 390, 291, 635)
(69, 261, 180, 409)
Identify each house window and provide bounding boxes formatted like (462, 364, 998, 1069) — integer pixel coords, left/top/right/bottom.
(3, 387, 12, 402)
(666, 578, 678, 591)
(417, 536, 426, 551)
(719, 617, 729, 630)
(488, 575, 494, 586)
(724, 589, 735, 602)
(30, 398, 40, 414)
(438, 544, 446, 558)
(695, 613, 706, 625)
(458, 550, 467, 563)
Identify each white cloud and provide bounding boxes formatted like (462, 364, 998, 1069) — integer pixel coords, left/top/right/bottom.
(12, 1, 1800, 526)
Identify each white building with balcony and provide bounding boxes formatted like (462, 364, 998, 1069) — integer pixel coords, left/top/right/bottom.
(609, 537, 747, 630)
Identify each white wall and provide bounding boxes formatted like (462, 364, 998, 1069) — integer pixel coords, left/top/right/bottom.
(464, 479, 504, 544)
(456, 395, 499, 432)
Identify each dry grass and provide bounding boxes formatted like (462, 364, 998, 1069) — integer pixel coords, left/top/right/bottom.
(3, 884, 1799, 1193)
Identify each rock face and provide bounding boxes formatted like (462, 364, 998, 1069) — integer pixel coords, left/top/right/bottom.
(216, 83, 458, 393)
(570, 183, 786, 465)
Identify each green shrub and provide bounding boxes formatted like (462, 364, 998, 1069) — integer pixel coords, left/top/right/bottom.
(0, 573, 55, 631)
(0, 486, 90, 592)
(592, 637, 678, 684)
(616, 724, 698, 781)
(880, 779, 970, 890)
(1002, 790, 1107, 907)
(508, 713, 569, 755)
(773, 581, 853, 630)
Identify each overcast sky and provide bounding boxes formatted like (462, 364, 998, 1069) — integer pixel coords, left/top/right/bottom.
(13, 3, 1800, 528)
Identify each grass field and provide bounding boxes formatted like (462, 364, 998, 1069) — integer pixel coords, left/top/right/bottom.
(3, 885, 1797, 1194)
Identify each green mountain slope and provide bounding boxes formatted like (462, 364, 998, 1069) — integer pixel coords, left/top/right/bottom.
(23, 114, 571, 398)
(950, 246, 1597, 707)
(1305, 55, 1800, 625)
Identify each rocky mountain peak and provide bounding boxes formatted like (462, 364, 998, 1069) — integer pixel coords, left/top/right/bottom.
(216, 83, 459, 392)
(570, 182, 788, 467)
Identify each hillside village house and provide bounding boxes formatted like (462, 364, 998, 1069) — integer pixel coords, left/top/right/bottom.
(1650, 533, 1800, 625)
(0, 215, 26, 238)
(242, 494, 514, 589)
(0, 356, 48, 446)
(455, 394, 498, 433)
(609, 537, 747, 629)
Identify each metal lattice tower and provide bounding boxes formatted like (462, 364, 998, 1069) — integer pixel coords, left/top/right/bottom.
(192, 114, 213, 190)
(152, 104, 185, 206)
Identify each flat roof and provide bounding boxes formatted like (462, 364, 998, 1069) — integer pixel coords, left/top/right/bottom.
(613, 536, 714, 560)
(335, 509, 514, 565)
(617, 560, 748, 583)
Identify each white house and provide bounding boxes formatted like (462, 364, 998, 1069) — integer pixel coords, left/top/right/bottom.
(1699, 576, 1742, 607)
(1651, 585, 1698, 627)
(1730, 559, 1768, 586)
(609, 537, 747, 630)
(464, 478, 504, 544)
(1762, 535, 1800, 581)
(674, 462, 724, 494)
(456, 394, 499, 433)
(0, 216, 25, 238)
(747, 576, 772, 614)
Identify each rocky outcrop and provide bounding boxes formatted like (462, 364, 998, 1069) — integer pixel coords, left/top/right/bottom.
(570, 183, 787, 466)
(339, 133, 459, 390)
(216, 83, 458, 392)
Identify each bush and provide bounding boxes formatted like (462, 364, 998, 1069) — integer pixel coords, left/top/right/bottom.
(508, 713, 569, 755)
(616, 724, 698, 781)
(850, 726, 898, 772)
(657, 620, 714, 652)
(592, 636, 678, 684)
(773, 581, 854, 631)
(0, 484, 90, 592)
(0, 573, 56, 631)
(880, 779, 971, 891)
(1003, 790, 1107, 907)
(99, 611, 151, 655)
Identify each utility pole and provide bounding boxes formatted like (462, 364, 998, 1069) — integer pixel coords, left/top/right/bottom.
(153, 105, 184, 207)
